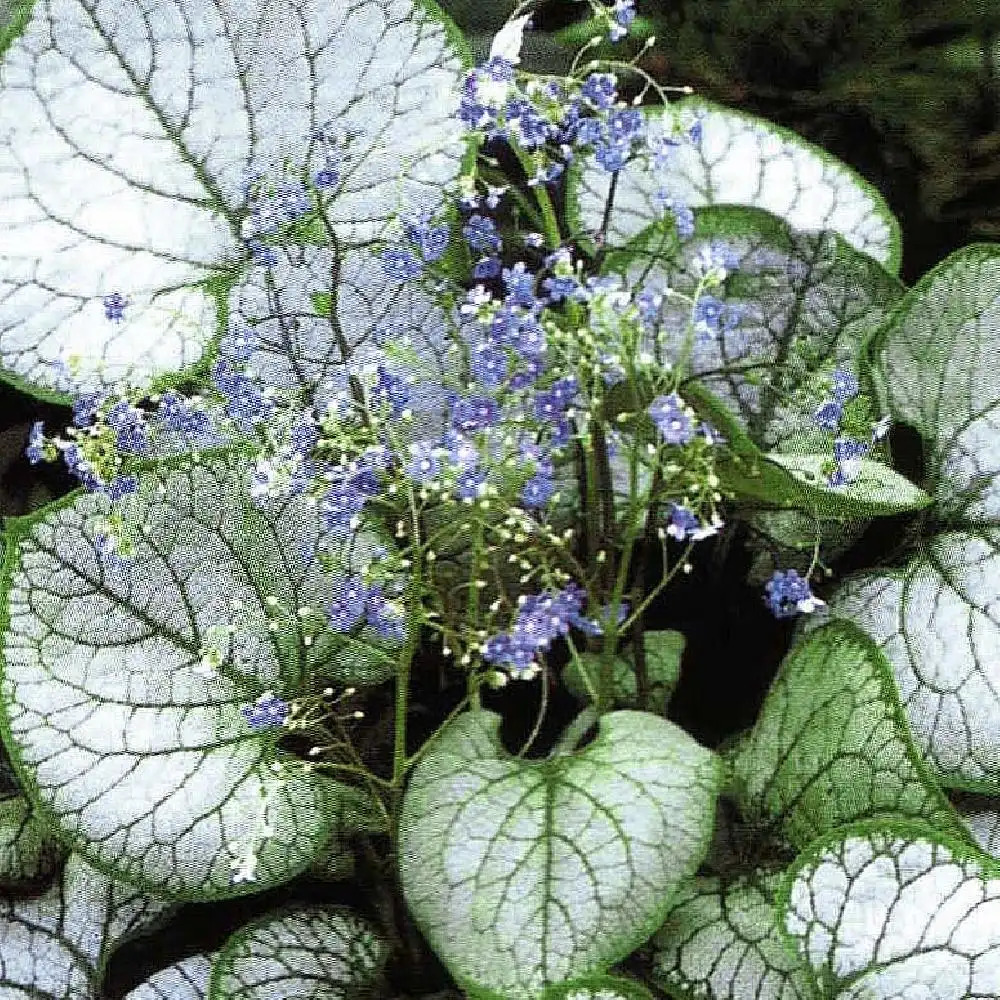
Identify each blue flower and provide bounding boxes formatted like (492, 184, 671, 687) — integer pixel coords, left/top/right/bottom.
(665, 503, 701, 541)
(693, 294, 724, 335)
(522, 473, 554, 509)
(474, 256, 502, 280)
(211, 360, 273, 428)
(470, 344, 508, 387)
(503, 262, 537, 308)
(313, 163, 340, 189)
(542, 273, 579, 302)
(381, 246, 424, 281)
(594, 141, 628, 173)
(328, 575, 370, 632)
(813, 400, 843, 432)
(608, 108, 644, 142)
(505, 97, 553, 149)
(831, 367, 860, 403)
(765, 569, 826, 619)
(103, 292, 128, 322)
(61, 444, 102, 491)
(103, 473, 138, 501)
(463, 214, 501, 253)
(649, 393, 694, 445)
(405, 441, 440, 484)
(370, 365, 410, 417)
(452, 395, 499, 433)
(406, 216, 450, 262)
(455, 466, 488, 501)
(156, 391, 213, 438)
(25, 421, 46, 464)
(364, 583, 407, 642)
(106, 401, 149, 455)
(246, 238, 279, 267)
(580, 72, 617, 110)
(241, 692, 290, 730)
(320, 483, 366, 537)
(610, 0, 636, 39)
(72, 391, 104, 428)
(276, 181, 312, 221)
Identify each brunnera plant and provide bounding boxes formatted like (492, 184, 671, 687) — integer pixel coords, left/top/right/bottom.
(0, 0, 995, 998)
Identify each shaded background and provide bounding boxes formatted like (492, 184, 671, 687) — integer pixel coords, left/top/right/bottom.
(0, 1, 995, 995)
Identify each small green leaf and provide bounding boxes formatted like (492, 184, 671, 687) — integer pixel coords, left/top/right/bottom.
(561, 630, 684, 713)
(209, 905, 389, 1000)
(398, 709, 722, 1000)
(730, 621, 967, 847)
(765, 452, 931, 518)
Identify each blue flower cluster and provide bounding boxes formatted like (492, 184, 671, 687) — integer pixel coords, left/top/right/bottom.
(327, 573, 406, 642)
(482, 583, 617, 678)
(810, 367, 890, 487)
(764, 569, 826, 619)
(241, 691, 291, 730)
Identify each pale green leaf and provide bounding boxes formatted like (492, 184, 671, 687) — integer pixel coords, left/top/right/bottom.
(800, 532, 1000, 793)
(0, 852, 175, 999)
(398, 708, 722, 1000)
(867, 244, 1000, 524)
(730, 621, 965, 847)
(765, 453, 931, 518)
(0, 0, 466, 395)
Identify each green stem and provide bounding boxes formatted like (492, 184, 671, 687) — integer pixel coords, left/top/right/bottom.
(392, 489, 423, 791)
(509, 144, 561, 250)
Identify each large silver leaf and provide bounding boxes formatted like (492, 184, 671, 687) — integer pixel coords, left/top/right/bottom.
(0, 0, 466, 394)
(1, 449, 398, 898)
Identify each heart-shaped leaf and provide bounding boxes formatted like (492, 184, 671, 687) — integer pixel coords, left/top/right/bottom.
(0, 448, 399, 898)
(647, 869, 815, 1000)
(124, 954, 215, 1000)
(397, 708, 722, 1000)
(208, 905, 388, 999)
(780, 819, 1000, 999)
(605, 208, 902, 451)
(0, 0, 467, 395)
(561, 630, 684, 714)
(0, 851, 175, 999)
(729, 620, 965, 848)
(605, 206, 906, 575)
(803, 246, 1000, 793)
(571, 97, 900, 271)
